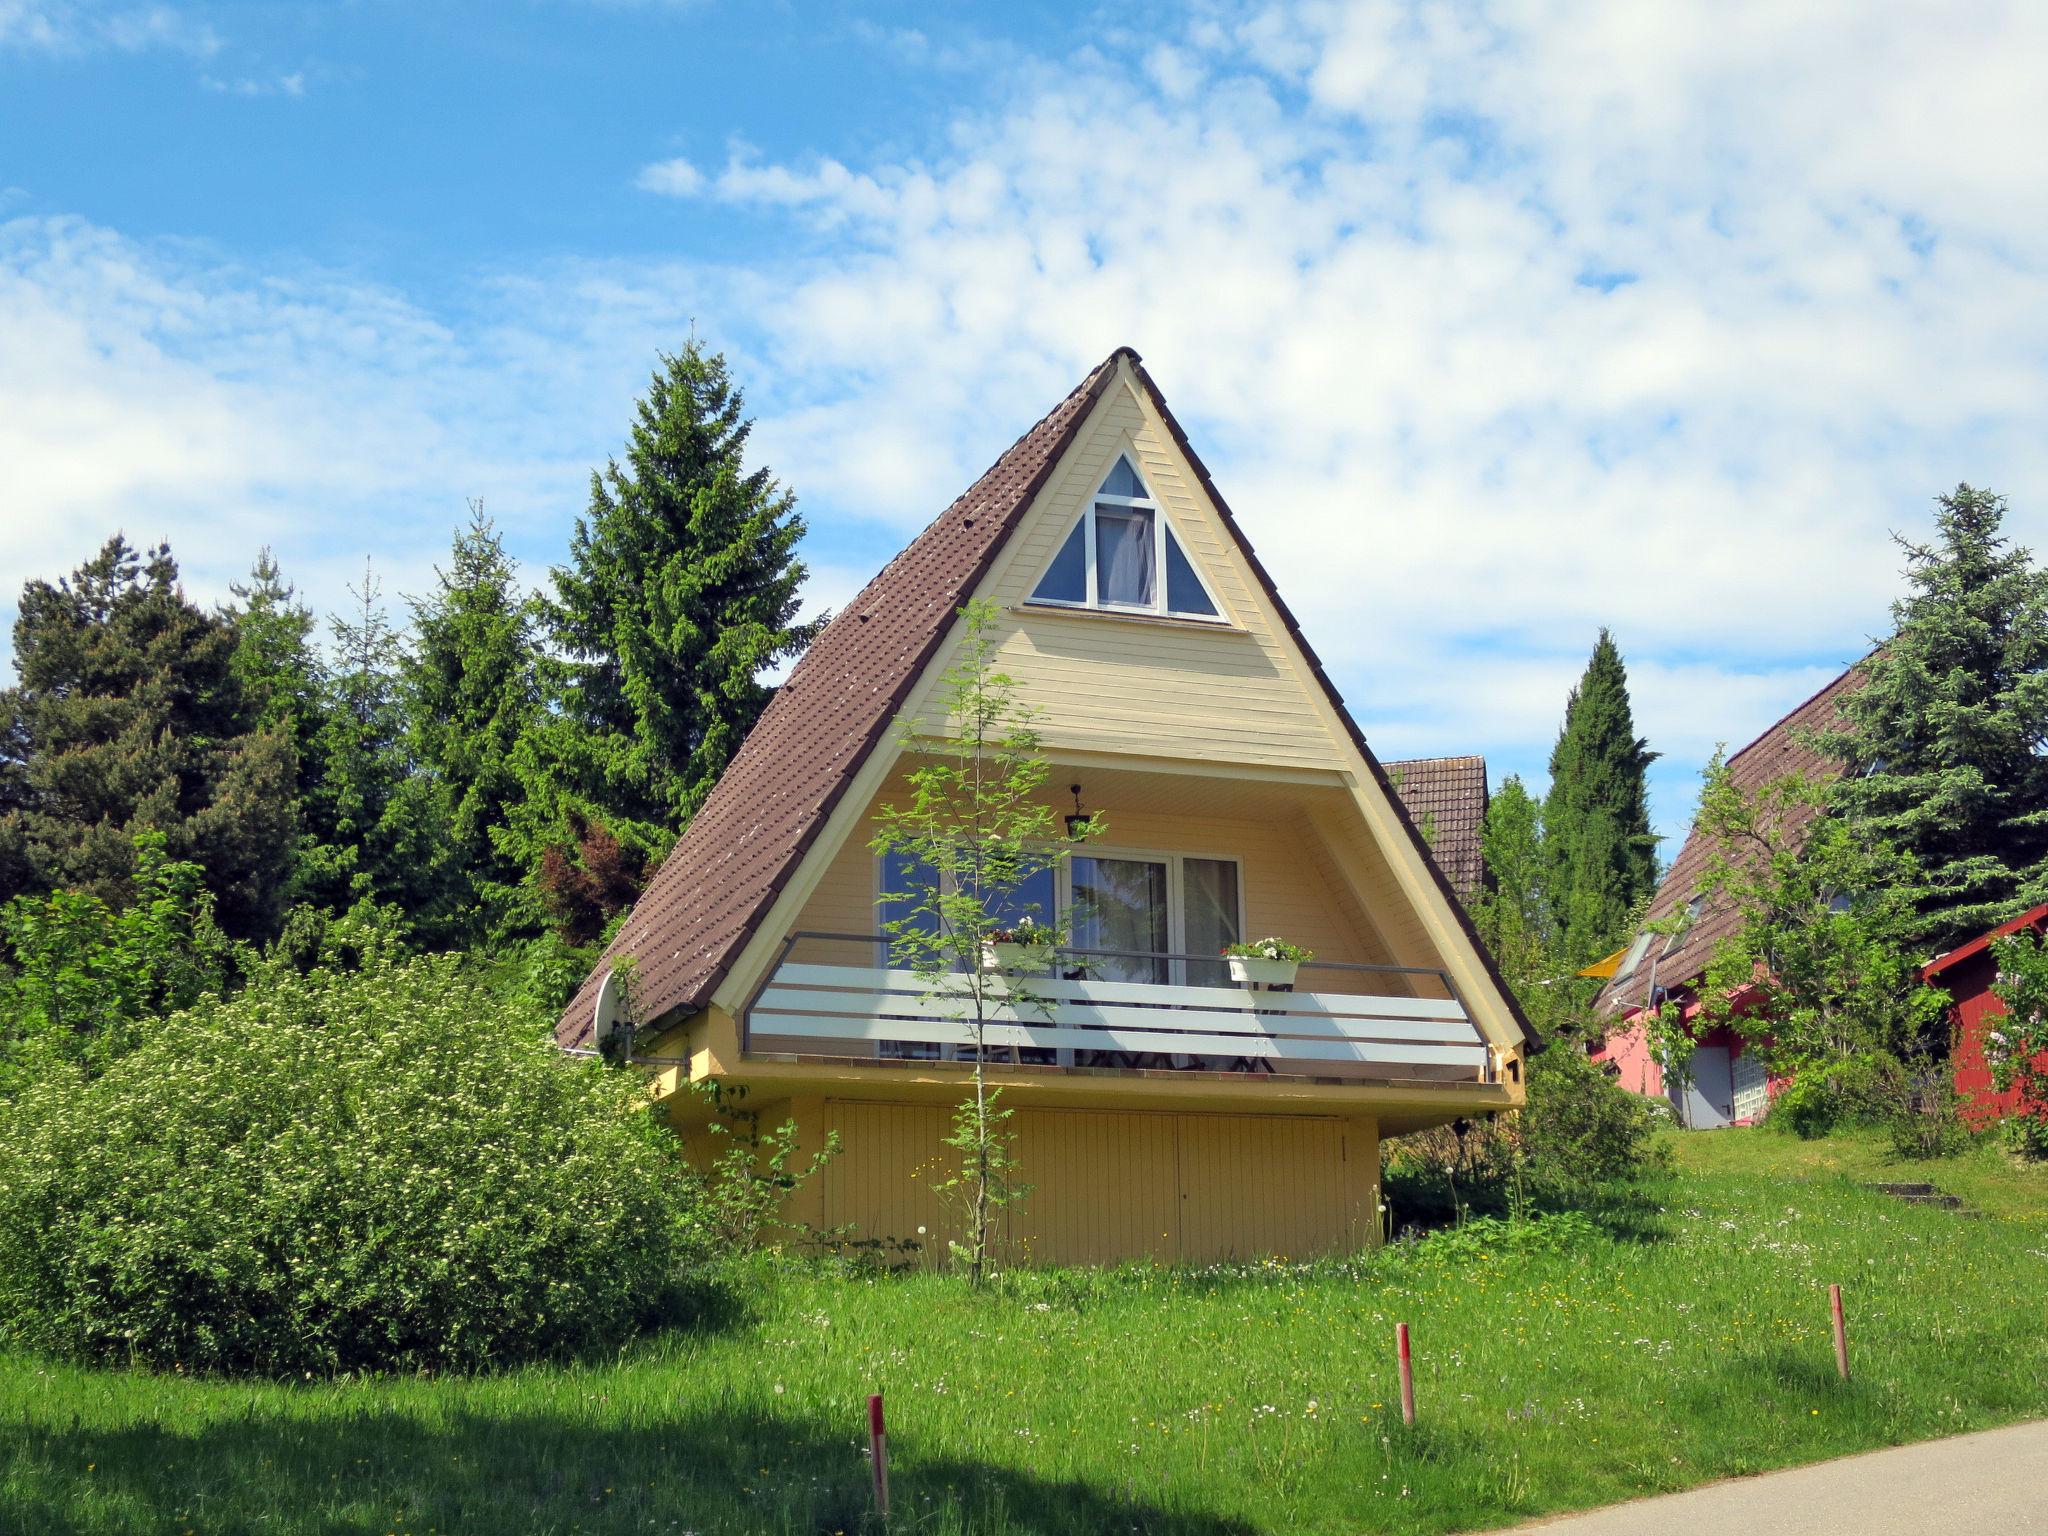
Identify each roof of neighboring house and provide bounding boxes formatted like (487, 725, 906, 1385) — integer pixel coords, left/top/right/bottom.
(1386, 756, 1489, 900)
(1921, 902, 2048, 982)
(1594, 663, 1866, 1018)
(560, 348, 1538, 1049)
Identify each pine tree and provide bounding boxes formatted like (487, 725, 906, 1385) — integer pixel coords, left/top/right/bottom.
(515, 342, 821, 870)
(1543, 629, 1659, 966)
(0, 537, 295, 937)
(406, 503, 544, 937)
(1815, 486, 2048, 945)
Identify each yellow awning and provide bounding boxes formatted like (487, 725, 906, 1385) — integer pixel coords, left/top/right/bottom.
(1577, 946, 1627, 980)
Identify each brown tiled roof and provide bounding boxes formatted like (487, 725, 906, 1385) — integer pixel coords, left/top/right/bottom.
(1386, 756, 1489, 900)
(1594, 663, 1866, 1017)
(561, 348, 1538, 1049)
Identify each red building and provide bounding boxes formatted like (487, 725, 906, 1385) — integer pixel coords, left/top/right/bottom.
(1921, 903, 2048, 1126)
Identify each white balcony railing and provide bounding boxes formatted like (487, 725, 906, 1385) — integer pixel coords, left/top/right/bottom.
(743, 934, 1494, 1085)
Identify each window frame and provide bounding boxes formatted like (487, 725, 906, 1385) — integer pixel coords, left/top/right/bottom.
(1026, 455, 1228, 624)
(871, 842, 1247, 988)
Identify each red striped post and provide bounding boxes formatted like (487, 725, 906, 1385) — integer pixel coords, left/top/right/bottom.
(867, 1392, 890, 1519)
(1397, 1323, 1416, 1425)
(1829, 1284, 1850, 1381)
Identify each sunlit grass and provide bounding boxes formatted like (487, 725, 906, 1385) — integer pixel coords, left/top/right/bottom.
(5, 1135, 2048, 1534)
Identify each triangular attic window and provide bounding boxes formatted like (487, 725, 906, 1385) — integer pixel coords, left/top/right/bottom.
(1029, 454, 1223, 621)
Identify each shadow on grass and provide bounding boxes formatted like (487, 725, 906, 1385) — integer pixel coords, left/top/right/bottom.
(4, 1401, 1257, 1536)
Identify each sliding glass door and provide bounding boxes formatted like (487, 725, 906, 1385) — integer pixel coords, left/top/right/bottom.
(1066, 851, 1241, 986)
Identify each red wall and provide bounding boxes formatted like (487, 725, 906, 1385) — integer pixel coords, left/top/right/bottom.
(1939, 947, 2042, 1125)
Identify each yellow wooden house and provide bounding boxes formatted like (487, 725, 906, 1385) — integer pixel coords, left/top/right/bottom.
(559, 347, 1534, 1266)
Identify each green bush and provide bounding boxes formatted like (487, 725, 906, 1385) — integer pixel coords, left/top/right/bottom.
(1383, 1046, 1665, 1225)
(1519, 1042, 1667, 1190)
(0, 950, 705, 1375)
(1769, 1052, 1906, 1139)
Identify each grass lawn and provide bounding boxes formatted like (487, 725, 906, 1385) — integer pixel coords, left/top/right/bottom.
(6, 1129, 2048, 1535)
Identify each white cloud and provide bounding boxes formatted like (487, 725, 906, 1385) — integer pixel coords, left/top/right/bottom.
(0, 0, 218, 56)
(634, 1, 2048, 833)
(635, 157, 702, 196)
(200, 68, 303, 97)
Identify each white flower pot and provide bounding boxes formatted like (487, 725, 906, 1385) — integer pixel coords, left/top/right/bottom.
(982, 941, 1053, 972)
(1228, 955, 1301, 989)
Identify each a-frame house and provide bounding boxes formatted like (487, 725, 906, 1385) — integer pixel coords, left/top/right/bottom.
(560, 347, 1534, 1265)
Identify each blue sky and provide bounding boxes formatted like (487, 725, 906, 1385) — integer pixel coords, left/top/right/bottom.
(6, 0, 2048, 854)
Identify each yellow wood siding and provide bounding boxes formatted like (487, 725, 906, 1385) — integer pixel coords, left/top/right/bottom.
(805, 1100, 1379, 1266)
(788, 792, 1401, 971)
(894, 380, 1350, 771)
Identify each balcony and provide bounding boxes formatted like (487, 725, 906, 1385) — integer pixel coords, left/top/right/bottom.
(741, 932, 1495, 1086)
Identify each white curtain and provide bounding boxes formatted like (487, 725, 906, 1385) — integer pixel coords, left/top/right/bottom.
(1095, 505, 1155, 606)
(1180, 858, 1240, 988)
(1070, 856, 1168, 983)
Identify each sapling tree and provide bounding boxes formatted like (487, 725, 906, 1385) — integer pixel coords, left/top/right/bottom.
(867, 599, 1097, 1284)
(1681, 758, 1944, 1083)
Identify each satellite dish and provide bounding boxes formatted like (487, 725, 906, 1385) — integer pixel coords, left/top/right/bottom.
(592, 969, 626, 1054)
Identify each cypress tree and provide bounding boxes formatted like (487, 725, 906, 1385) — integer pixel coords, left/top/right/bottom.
(1814, 485, 2048, 945)
(1543, 629, 1659, 966)
(406, 503, 544, 937)
(506, 341, 822, 883)
(0, 537, 295, 937)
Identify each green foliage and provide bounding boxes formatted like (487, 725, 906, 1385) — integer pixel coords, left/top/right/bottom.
(1987, 929, 2048, 1155)
(1816, 486, 2048, 947)
(406, 504, 545, 940)
(0, 832, 231, 1089)
(867, 599, 1094, 1283)
(1542, 629, 1659, 967)
(301, 566, 464, 936)
(1386, 1048, 1666, 1221)
(1768, 1052, 1906, 1140)
(688, 1083, 843, 1252)
(0, 947, 704, 1375)
(1471, 772, 1587, 1034)
(1683, 763, 1946, 1082)
(224, 548, 325, 746)
(0, 537, 296, 939)
(1222, 937, 1315, 961)
(1517, 1042, 1668, 1189)
(506, 341, 822, 893)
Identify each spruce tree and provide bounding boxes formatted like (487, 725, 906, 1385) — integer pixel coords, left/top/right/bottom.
(0, 537, 295, 937)
(223, 550, 343, 910)
(1543, 629, 1659, 966)
(225, 549, 323, 742)
(307, 566, 460, 932)
(1815, 485, 2048, 945)
(406, 503, 544, 937)
(521, 342, 821, 856)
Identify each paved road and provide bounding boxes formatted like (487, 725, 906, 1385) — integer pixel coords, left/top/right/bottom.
(1506, 1420, 2048, 1534)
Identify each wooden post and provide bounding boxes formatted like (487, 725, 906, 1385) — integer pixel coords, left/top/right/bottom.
(867, 1392, 890, 1519)
(1829, 1284, 1849, 1381)
(1397, 1322, 1416, 1425)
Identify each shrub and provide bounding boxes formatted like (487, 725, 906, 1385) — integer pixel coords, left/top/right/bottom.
(0, 949, 705, 1375)
(1383, 1045, 1665, 1225)
(1768, 1052, 1905, 1139)
(1518, 1043, 1667, 1190)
